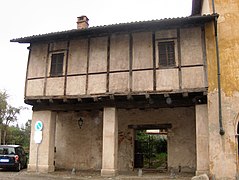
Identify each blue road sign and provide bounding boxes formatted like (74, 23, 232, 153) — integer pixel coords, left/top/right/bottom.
(35, 121, 43, 131)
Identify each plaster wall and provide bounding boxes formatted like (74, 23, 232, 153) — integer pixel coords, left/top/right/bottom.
(207, 92, 239, 179)
(117, 108, 196, 172)
(54, 107, 196, 172)
(68, 39, 88, 75)
(26, 27, 206, 97)
(55, 111, 103, 170)
(132, 32, 153, 69)
(88, 74, 107, 94)
(181, 27, 203, 66)
(132, 70, 153, 92)
(49, 41, 68, 51)
(156, 69, 179, 91)
(28, 111, 56, 172)
(110, 34, 129, 71)
(46, 77, 64, 96)
(27, 43, 48, 78)
(181, 66, 205, 89)
(88, 37, 107, 73)
(26, 79, 44, 96)
(203, 0, 239, 179)
(109, 72, 129, 93)
(66, 76, 86, 95)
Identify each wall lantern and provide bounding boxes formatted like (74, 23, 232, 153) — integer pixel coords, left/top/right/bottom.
(78, 118, 84, 129)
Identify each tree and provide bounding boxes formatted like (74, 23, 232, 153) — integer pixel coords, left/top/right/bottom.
(0, 91, 22, 144)
(0, 91, 8, 124)
(5, 120, 31, 150)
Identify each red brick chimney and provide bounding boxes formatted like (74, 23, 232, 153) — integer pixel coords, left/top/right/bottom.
(77, 16, 89, 29)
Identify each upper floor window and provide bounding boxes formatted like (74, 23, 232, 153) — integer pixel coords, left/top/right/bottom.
(50, 53, 64, 76)
(158, 41, 175, 67)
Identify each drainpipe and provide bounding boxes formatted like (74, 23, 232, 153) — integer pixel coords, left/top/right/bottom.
(212, 0, 225, 135)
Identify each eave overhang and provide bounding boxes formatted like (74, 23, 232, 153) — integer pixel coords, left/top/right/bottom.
(11, 14, 216, 44)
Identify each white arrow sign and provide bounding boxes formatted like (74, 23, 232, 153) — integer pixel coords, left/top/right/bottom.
(34, 131, 43, 144)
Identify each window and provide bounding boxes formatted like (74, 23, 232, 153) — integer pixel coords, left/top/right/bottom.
(50, 53, 64, 76)
(158, 41, 175, 67)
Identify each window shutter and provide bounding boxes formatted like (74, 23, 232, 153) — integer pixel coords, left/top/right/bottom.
(158, 41, 175, 67)
(50, 53, 64, 76)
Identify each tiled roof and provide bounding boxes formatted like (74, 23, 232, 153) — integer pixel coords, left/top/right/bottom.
(11, 14, 216, 43)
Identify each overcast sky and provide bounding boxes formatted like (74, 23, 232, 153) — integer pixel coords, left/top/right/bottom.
(0, 0, 192, 125)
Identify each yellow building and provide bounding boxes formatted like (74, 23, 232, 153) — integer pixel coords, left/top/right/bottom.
(193, 0, 239, 179)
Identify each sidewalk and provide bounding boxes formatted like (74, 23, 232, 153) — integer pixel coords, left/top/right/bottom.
(19, 170, 194, 180)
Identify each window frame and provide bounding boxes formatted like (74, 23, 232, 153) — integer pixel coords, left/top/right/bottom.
(157, 41, 176, 68)
(155, 39, 178, 69)
(49, 52, 65, 77)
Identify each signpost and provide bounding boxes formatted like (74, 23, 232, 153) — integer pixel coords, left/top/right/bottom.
(34, 121, 43, 144)
(34, 121, 43, 173)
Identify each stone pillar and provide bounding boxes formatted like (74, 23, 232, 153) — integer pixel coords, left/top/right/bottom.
(101, 107, 118, 177)
(28, 110, 56, 173)
(195, 104, 209, 175)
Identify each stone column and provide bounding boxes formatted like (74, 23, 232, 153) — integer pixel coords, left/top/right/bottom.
(101, 107, 118, 177)
(28, 110, 56, 173)
(195, 104, 209, 175)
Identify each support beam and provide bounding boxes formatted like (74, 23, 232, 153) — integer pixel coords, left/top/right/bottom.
(77, 97, 82, 102)
(101, 107, 118, 177)
(127, 94, 133, 100)
(182, 92, 189, 97)
(109, 94, 115, 100)
(28, 111, 56, 173)
(195, 104, 209, 175)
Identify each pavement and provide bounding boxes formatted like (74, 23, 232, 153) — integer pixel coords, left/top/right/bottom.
(0, 169, 194, 180)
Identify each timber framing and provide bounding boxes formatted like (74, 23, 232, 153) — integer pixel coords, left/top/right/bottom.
(128, 123, 172, 130)
(27, 89, 207, 111)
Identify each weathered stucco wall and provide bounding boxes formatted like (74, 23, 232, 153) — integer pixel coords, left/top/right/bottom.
(117, 107, 196, 172)
(203, 0, 239, 179)
(55, 111, 103, 170)
(25, 26, 206, 97)
(55, 107, 196, 172)
(28, 43, 48, 78)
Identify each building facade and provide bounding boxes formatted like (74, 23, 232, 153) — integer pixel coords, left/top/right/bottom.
(11, 0, 239, 179)
(194, 0, 239, 179)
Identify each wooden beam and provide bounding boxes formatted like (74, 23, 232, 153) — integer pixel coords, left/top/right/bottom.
(152, 32, 156, 91)
(128, 123, 172, 130)
(129, 33, 133, 92)
(77, 97, 82, 102)
(145, 93, 150, 99)
(127, 94, 133, 100)
(109, 94, 115, 100)
(93, 97, 99, 102)
(164, 93, 169, 98)
(182, 92, 189, 97)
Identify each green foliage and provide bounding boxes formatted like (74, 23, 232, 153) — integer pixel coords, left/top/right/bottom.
(0, 91, 8, 124)
(5, 121, 31, 150)
(0, 90, 29, 147)
(136, 130, 167, 169)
